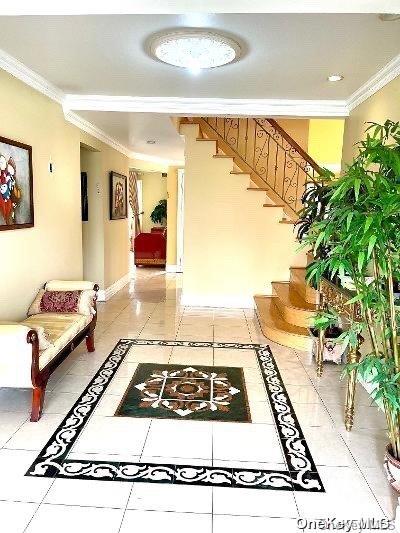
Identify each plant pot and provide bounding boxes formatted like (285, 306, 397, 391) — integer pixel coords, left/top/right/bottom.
(384, 444, 400, 493)
(310, 326, 348, 365)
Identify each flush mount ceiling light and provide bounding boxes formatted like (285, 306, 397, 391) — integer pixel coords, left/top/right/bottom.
(150, 30, 241, 73)
(379, 14, 400, 21)
(327, 74, 344, 82)
(146, 140, 156, 144)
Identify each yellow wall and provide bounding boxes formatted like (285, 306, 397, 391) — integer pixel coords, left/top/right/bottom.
(308, 119, 345, 173)
(342, 76, 400, 164)
(276, 119, 309, 152)
(140, 172, 167, 233)
(129, 157, 169, 173)
(0, 69, 130, 319)
(0, 70, 83, 320)
(79, 132, 129, 290)
(166, 166, 179, 267)
(181, 123, 306, 307)
(80, 146, 105, 288)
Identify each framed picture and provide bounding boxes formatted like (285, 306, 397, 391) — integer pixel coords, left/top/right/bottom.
(110, 171, 127, 220)
(0, 135, 34, 230)
(80, 171, 88, 222)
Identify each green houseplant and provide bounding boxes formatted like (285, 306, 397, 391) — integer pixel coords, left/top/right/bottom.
(304, 120, 400, 489)
(150, 199, 167, 225)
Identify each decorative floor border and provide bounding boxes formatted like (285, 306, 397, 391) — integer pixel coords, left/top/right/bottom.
(26, 339, 324, 493)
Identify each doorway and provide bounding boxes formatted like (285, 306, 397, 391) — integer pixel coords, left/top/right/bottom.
(176, 168, 185, 273)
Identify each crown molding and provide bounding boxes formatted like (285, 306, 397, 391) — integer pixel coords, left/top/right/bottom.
(2, 43, 400, 157)
(63, 109, 132, 157)
(64, 109, 182, 164)
(64, 94, 349, 117)
(0, 48, 64, 104)
(347, 52, 400, 111)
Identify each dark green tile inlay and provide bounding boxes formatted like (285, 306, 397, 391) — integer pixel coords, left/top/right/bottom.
(115, 363, 252, 422)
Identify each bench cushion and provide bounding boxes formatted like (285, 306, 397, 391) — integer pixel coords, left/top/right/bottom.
(22, 313, 91, 370)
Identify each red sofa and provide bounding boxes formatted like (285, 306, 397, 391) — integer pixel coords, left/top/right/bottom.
(133, 228, 167, 267)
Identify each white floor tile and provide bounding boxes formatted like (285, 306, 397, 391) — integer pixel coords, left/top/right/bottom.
(214, 349, 258, 368)
(0, 411, 29, 447)
(291, 402, 335, 428)
(213, 422, 284, 463)
(142, 419, 213, 460)
(51, 374, 93, 394)
(43, 391, 82, 415)
(127, 482, 212, 513)
(169, 347, 213, 365)
(119, 509, 212, 533)
(5, 414, 66, 451)
(295, 465, 385, 520)
(301, 426, 358, 467)
(0, 388, 32, 413)
(44, 478, 132, 508)
(213, 514, 300, 533)
(249, 401, 274, 424)
(73, 416, 150, 455)
(0, 449, 54, 502)
(25, 504, 124, 533)
(213, 486, 298, 517)
(0, 501, 38, 533)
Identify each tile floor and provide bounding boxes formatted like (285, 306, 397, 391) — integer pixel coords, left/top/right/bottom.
(0, 268, 398, 532)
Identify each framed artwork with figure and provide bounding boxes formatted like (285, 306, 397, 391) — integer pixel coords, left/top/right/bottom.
(110, 171, 127, 220)
(0, 135, 34, 231)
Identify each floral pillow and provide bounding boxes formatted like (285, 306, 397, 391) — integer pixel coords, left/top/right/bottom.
(28, 289, 96, 317)
(40, 290, 81, 313)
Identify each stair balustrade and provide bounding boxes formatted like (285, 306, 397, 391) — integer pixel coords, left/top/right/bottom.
(199, 117, 322, 217)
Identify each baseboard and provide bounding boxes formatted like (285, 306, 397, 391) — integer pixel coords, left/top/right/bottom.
(97, 273, 130, 302)
(165, 264, 177, 273)
(181, 293, 255, 309)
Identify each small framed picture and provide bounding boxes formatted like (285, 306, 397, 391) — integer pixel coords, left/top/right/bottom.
(109, 171, 127, 220)
(0, 135, 34, 231)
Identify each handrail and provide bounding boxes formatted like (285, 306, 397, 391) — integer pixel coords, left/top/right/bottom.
(263, 119, 322, 176)
(197, 116, 322, 217)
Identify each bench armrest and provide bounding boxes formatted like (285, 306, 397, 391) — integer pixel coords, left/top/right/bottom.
(0, 324, 38, 388)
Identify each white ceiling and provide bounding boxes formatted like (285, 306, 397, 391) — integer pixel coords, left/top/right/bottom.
(0, 1, 399, 15)
(0, 14, 398, 100)
(78, 111, 184, 162)
(0, 13, 398, 161)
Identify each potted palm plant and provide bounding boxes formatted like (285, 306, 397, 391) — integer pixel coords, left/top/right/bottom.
(150, 199, 167, 226)
(304, 120, 400, 490)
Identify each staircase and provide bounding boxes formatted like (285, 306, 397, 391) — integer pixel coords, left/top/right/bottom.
(179, 116, 320, 349)
(254, 267, 317, 350)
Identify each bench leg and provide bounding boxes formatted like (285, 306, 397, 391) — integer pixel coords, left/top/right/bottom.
(86, 331, 95, 352)
(31, 384, 46, 422)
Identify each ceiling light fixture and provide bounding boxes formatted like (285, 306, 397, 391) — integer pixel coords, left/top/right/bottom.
(146, 140, 156, 144)
(327, 74, 344, 82)
(379, 14, 400, 21)
(150, 29, 241, 72)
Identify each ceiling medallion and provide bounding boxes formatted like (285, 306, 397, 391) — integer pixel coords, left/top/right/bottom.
(150, 29, 241, 72)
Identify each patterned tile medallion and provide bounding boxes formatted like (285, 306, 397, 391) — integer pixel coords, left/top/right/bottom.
(115, 363, 251, 422)
(25, 339, 324, 492)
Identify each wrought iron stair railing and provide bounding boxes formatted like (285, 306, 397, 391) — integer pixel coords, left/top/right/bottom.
(199, 117, 322, 217)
